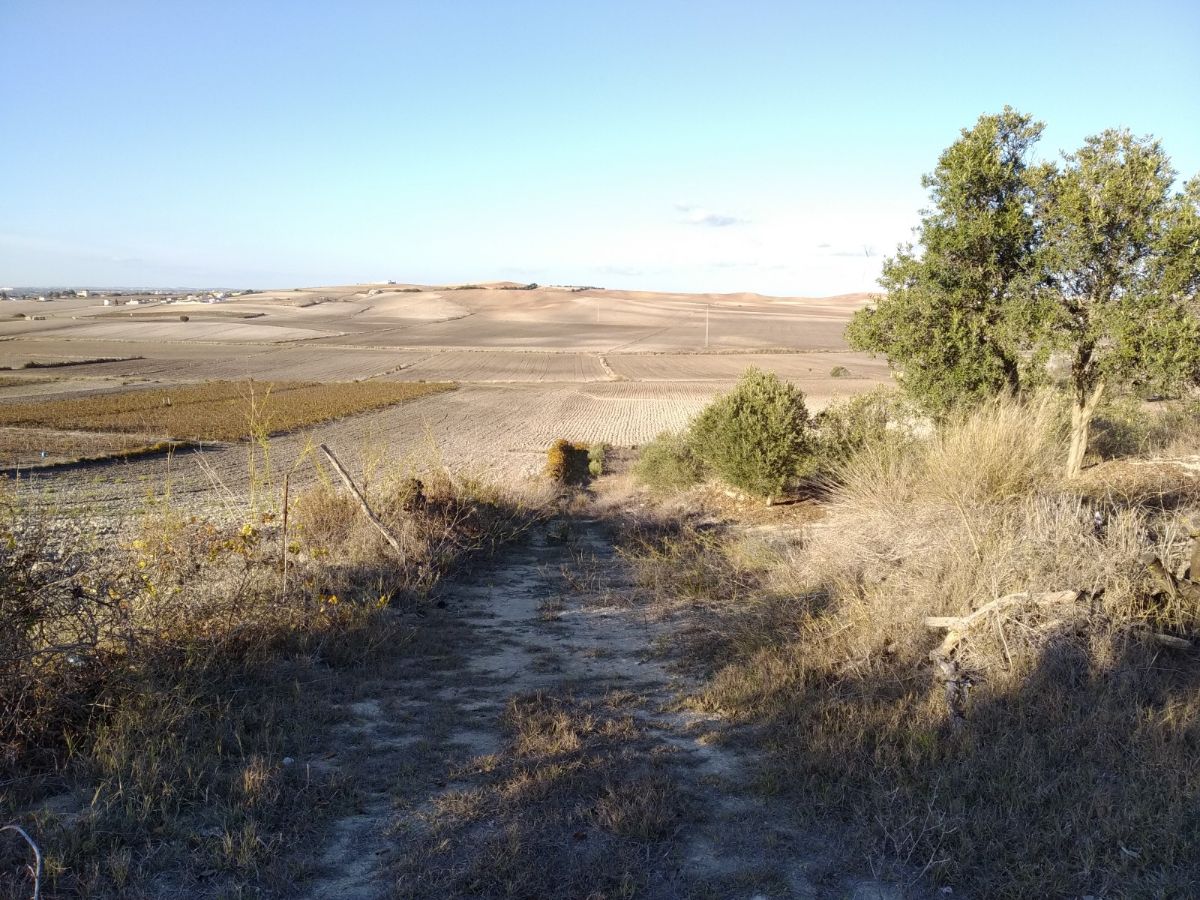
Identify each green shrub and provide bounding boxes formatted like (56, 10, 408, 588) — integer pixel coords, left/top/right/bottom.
(689, 368, 816, 499)
(829, 365, 851, 378)
(632, 432, 704, 493)
(813, 389, 904, 464)
(587, 443, 608, 477)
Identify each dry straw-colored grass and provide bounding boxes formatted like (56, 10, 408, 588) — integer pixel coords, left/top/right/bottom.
(394, 691, 689, 898)
(620, 394, 1200, 897)
(0, 466, 543, 899)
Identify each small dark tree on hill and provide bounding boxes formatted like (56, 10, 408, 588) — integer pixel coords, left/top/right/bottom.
(690, 368, 815, 502)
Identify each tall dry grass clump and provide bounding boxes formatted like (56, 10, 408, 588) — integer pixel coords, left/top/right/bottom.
(834, 392, 1064, 512)
(620, 396, 1200, 896)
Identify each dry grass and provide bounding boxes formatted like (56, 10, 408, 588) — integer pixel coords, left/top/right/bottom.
(0, 379, 454, 442)
(618, 397, 1200, 897)
(0, 469, 543, 899)
(0, 426, 170, 469)
(393, 691, 690, 898)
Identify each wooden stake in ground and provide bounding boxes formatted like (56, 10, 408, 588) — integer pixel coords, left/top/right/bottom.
(280, 472, 290, 595)
(318, 443, 405, 560)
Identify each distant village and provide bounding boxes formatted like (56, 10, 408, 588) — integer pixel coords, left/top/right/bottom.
(0, 288, 254, 305)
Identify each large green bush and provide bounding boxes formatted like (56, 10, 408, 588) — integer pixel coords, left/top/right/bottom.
(689, 368, 815, 499)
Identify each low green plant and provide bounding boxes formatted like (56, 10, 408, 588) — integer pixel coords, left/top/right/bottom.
(632, 431, 704, 493)
(587, 443, 608, 477)
(689, 368, 816, 499)
(829, 365, 850, 378)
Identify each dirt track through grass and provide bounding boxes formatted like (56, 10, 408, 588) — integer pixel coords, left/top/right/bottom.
(295, 516, 913, 899)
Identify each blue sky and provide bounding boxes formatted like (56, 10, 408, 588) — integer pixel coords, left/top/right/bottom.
(3, 1, 1198, 294)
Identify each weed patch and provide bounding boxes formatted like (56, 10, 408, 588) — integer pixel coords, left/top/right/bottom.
(0, 380, 454, 442)
(0, 471, 542, 898)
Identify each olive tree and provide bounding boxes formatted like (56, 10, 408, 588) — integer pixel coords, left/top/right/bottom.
(847, 108, 1048, 416)
(1035, 131, 1200, 476)
(850, 109, 1200, 477)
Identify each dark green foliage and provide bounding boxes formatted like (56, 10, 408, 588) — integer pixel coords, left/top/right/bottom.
(689, 368, 815, 498)
(829, 365, 850, 378)
(847, 108, 1048, 417)
(849, 108, 1200, 475)
(587, 443, 608, 477)
(1033, 131, 1200, 473)
(632, 432, 704, 493)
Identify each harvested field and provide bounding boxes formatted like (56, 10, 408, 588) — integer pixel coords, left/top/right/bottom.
(53, 320, 339, 343)
(1, 285, 893, 505)
(0, 380, 454, 442)
(606, 351, 889, 381)
(16, 380, 888, 510)
(0, 347, 142, 369)
(382, 350, 610, 383)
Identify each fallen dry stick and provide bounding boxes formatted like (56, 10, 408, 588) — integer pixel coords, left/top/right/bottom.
(925, 591, 1081, 729)
(926, 590, 1080, 658)
(318, 443, 405, 560)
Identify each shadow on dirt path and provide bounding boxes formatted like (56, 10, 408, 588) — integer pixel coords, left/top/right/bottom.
(296, 514, 922, 900)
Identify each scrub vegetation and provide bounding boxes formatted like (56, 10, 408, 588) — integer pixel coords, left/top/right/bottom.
(0, 380, 454, 443)
(0, 466, 543, 898)
(619, 394, 1200, 896)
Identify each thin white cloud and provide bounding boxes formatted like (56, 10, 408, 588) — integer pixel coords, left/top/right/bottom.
(674, 204, 746, 228)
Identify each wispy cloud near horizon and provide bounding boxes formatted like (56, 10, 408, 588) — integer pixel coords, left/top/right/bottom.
(675, 204, 747, 228)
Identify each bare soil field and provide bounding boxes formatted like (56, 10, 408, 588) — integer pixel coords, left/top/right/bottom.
(380, 350, 611, 383)
(48, 320, 341, 343)
(605, 350, 889, 382)
(0, 284, 889, 504)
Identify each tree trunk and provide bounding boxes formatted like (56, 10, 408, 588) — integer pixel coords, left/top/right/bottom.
(1066, 381, 1104, 478)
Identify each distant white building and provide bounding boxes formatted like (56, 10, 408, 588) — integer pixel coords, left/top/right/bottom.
(127, 299, 141, 306)
(75, 290, 89, 298)
(103, 298, 113, 306)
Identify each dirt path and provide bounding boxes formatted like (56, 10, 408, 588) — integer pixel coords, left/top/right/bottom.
(294, 516, 913, 899)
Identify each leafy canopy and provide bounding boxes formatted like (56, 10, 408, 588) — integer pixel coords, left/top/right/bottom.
(1034, 131, 1200, 401)
(849, 109, 1200, 475)
(847, 107, 1049, 416)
